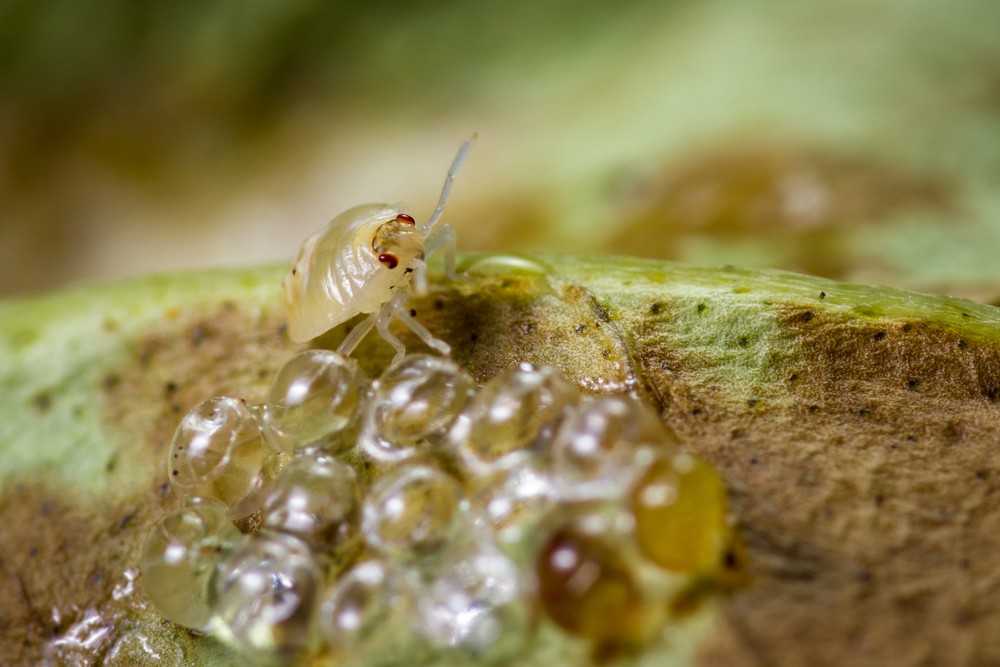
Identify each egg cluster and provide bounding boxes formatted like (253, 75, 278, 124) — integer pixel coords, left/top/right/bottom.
(142, 350, 740, 663)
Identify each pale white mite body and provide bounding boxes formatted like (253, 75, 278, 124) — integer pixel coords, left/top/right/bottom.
(283, 138, 473, 363)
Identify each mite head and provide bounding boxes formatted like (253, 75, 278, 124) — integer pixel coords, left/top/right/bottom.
(371, 212, 424, 272)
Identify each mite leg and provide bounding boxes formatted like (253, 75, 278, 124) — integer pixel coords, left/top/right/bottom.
(424, 223, 459, 281)
(375, 298, 407, 365)
(410, 258, 429, 296)
(338, 314, 375, 358)
(394, 298, 451, 356)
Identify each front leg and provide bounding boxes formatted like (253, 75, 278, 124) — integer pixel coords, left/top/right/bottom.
(424, 223, 459, 281)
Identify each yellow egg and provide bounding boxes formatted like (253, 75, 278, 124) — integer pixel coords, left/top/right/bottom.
(629, 453, 731, 574)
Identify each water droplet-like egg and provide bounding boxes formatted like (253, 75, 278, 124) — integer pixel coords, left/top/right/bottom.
(140, 498, 241, 631)
(360, 355, 475, 463)
(470, 462, 556, 546)
(361, 465, 463, 560)
(318, 560, 397, 653)
(261, 350, 367, 454)
(414, 539, 528, 657)
(261, 452, 359, 550)
(630, 453, 731, 574)
(211, 531, 321, 655)
(552, 395, 676, 500)
(168, 396, 269, 517)
(450, 364, 579, 477)
(536, 526, 648, 643)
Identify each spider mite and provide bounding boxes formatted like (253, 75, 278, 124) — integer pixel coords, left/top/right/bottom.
(282, 137, 474, 363)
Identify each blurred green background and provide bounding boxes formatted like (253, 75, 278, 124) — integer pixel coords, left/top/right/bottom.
(2, 0, 999, 301)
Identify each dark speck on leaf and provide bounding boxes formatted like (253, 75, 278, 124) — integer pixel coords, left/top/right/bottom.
(102, 374, 121, 392)
(873, 331, 887, 341)
(737, 336, 750, 348)
(32, 392, 52, 413)
(976, 470, 989, 481)
(696, 303, 707, 314)
(574, 324, 587, 334)
(164, 381, 179, 396)
(434, 299, 445, 311)
(190, 324, 209, 347)
(819, 291, 827, 300)
(649, 302, 664, 315)
(906, 378, 920, 391)
(409, 309, 417, 317)
(958, 339, 968, 349)
(901, 323, 913, 332)
(799, 311, 814, 323)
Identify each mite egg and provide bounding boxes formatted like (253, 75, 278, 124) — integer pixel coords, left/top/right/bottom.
(260, 451, 359, 551)
(211, 531, 322, 655)
(359, 354, 475, 463)
(552, 395, 677, 500)
(536, 526, 650, 645)
(470, 461, 556, 546)
(261, 350, 368, 454)
(414, 538, 528, 657)
(317, 560, 398, 654)
(361, 464, 464, 560)
(140, 498, 241, 631)
(629, 453, 732, 574)
(168, 396, 269, 517)
(450, 363, 579, 478)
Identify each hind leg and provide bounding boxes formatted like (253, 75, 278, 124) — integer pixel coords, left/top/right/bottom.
(394, 298, 450, 356)
(424, 223, 459, 281)
(337, 314, 376, 358)
(375, 295, 407, 365)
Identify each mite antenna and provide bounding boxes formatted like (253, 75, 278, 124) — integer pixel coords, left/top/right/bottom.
(420, 133, 476, 233)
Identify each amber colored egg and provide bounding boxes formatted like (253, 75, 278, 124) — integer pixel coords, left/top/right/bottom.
(629, 454, 730, 574)
(536, 528, 647, 643)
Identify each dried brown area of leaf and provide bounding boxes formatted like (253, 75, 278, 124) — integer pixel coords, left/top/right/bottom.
(624, 302, 1000, 666)
(607, 142, 956, 279)
(0, 483, 158, 665)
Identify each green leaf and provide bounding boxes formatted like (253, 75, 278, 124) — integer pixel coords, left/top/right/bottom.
(2, 254, 998, 665)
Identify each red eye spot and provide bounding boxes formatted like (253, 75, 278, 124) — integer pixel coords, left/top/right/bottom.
(395, 213, 416, 225)
(378, 253, 399, 269)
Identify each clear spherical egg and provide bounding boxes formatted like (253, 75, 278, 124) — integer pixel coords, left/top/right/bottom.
(140, 497, 241, 631)
(261, 451, 359, 551)
(551, 395, 676, 500)
(360, 355, 475, 463)
(168, 396, 269, 517)
(450, 363, 579, 477)
(469, 461, 556, 546)
(361, 464, 464, 560)
(317, 560, 397, 653)
(211, 531, 321, 655)
(261, 350, 367, 454)
(414, 538, 528, 657)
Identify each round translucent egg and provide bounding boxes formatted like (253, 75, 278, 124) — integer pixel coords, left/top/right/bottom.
(317, 560, 398, 654)
(470, 461, 556, 546)
(535, 525, 649, 644)
(414, 538, 528, 657)
(361, 465, 463, 560)
(261, 451, 359, 550)
(260, 350, 367, 454)
(629, 452, 731, 574)
(551, 395, 676, 500)
(450, 363, 579, 478)
(140, 498, 241, 631)
(359, 355, 475, 463)
(168, 396, 269, 517)
(211, 531, 321, 655)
